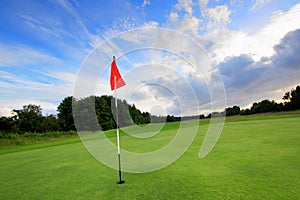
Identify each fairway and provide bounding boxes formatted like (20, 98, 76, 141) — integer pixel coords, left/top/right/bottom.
(0, 114, 299, 199)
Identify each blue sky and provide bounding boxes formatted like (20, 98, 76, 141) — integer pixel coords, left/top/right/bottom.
(1, 0, 300, 116)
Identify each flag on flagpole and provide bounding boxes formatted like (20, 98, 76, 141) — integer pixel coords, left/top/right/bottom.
(110, 56, 125, 184)
(110, 57, 126, 91)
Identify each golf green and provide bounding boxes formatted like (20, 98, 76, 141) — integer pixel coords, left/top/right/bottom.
(0, 114, 299, 199)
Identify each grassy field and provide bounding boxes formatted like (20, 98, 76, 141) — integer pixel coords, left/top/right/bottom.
(0, 112, 299, 199)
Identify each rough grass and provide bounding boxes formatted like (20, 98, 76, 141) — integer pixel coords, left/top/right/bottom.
(0, 112, 299, 199)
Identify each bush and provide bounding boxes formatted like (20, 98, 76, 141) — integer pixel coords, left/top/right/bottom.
(64, 130, 77, 136)
(0, 131, 4, 139)
(23, 131, 77, 139)
(1, 133, 20, 140)
(45, 131, 63, 138)
(24, 132, 37, 139)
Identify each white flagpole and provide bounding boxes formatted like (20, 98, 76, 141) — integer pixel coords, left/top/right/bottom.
(114, 71, 124, 184)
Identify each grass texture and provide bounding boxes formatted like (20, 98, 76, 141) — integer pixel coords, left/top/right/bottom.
(0, 113, 299, 199)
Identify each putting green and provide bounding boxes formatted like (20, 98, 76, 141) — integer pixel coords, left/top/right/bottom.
(0, 114, 299, 199)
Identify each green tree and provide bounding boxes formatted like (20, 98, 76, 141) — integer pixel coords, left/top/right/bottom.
(0, 116, 15, 133)
(282, 91, 290, 101)
(114, 98, 133, 127)
(13, 104, 43, 133)
(95, 96, 115, 131)
(290, 85, 300, 110)
(73, 96, 99, 131)
(240, 108, 251, 115)
(129, 104, 148, 125)
(282, 85, 300, 111)
(249, 99, 282, 114)
(142, 112, 151, 124)
(41, 114, 60, 132)
(57, 96, 75, 131)
(225, 106, 240, 116)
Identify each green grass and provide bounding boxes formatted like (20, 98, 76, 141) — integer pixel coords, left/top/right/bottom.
(0, 112, 299, 199)
(0, 136, 80, 155)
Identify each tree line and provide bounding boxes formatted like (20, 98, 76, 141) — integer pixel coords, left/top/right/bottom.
(0, 85, 299, 135)
(228, 85, 300, 116)
(204, 85, 300, 117)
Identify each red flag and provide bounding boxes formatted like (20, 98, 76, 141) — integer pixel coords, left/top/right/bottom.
(110, 57, 126, 90)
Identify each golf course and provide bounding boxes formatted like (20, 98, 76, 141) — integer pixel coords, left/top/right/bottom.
(0, 112, 299, 199)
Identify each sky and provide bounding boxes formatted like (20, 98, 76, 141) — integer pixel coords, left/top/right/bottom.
(0, 0, 300, 117)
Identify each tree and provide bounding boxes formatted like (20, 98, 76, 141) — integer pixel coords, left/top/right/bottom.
(42, 115, 60, 132)
(225, 106, 240, 116)
(240, 108, 251, 115)
(141, 112, 151, 124)
(282, 91, 290, 101)
(13, 104, 43, 133)
(95, 96, 115, 131)
(129, 104, 151, 125)
(57, 96, 75, 131)
(251, 100, 272, 113)
(114, 98, 133, 127)
(282, 85, 300, 111)
(199, 114, 205, 119)
(0, 116, 15, 133)
(166, 115, 180, 122)
(290, 85, 300, 110)
(73, 96, 100, 131)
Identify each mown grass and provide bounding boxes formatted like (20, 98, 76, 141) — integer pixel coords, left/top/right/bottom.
(0, 137, 80, 155)
(0, 131, 79, 155)
(0, 112, 299, 199)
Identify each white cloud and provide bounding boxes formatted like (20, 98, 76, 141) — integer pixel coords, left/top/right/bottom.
(50, 2, 300, 115)
(165, 13, 200, 35)
(19, 13, 76, 44)
(19, 2, 104, 53)
(3, 0, 300, 117)
(142, 0, 151, 8)
(0, 69, 77, 114)
(251, 0, 272, 11)
(0, 107, 16, 117)
(178, 15, 201, 34)
(56, 0, 76, 15)
(115, 62, 209, 116)
(175, 0, 194, 15)
(169, 12, 179, 22)
(206, 5, 231, 29)
(0, 44, 60, 67)
(143, 21, 159, 28)
(253, 3, 300, 57)
(202, 3, 300, 63)
(104, 17, 140, 39)
(216, 29, 300, 108)
(0, 99, 58, 115)
(49, 71, 77, 85)
(199, 0, 209, 15)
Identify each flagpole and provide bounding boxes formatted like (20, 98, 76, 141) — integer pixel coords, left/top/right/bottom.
(114, 57, 125, 184)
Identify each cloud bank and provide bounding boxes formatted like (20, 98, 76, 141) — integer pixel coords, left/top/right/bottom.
(1, 1, 300, 116)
